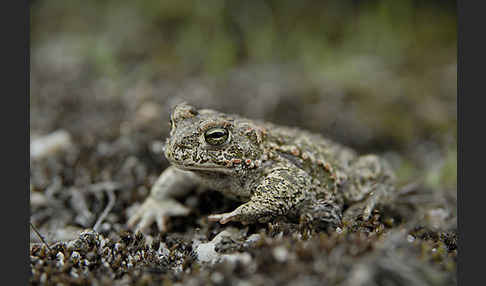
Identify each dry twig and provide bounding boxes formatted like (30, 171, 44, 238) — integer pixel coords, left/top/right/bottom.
(30, 222, 52, 251)
(92, 182, 118, 232)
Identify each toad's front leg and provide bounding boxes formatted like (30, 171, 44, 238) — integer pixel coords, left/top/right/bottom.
(127, 166, 201, 232)
(208, 167, 312, 225)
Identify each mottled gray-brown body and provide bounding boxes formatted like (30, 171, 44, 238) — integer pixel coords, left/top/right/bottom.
(128, 103, 396, 232)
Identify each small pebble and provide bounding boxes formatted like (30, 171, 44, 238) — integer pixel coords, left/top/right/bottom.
(272, 246, 289, 263)
(30, 130, 73, 160)
(211, 272, 224, 284)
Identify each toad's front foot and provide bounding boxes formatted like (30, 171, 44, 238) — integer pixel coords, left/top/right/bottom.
(127, 197, 190, 232)
(207, 208, 252, 225)
(207, 211, 240, 225)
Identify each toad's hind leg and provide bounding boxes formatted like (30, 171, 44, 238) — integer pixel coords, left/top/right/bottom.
(299, 198, 343, 229)
(342, 154, 396, 221)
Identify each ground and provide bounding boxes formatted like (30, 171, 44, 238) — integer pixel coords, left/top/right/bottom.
(29, 65, 457, 285)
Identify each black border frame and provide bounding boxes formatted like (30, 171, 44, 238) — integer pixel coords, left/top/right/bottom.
(457, 1, 484, 285)
(4, 0, 30, 284)
(15, 0, 475, 284)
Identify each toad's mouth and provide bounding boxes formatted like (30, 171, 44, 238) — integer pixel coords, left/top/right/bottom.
(164, 143, 234, 174)
(171, 162, 234, 174)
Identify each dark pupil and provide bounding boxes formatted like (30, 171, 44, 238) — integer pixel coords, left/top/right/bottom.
(207, 130, 225, 138)
(205, 128, 228, 145)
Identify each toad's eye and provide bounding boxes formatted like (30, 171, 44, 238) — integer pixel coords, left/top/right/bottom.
(204, 127, 229, 146)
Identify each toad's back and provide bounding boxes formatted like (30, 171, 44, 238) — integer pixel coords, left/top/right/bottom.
(258, 121, 359, 193)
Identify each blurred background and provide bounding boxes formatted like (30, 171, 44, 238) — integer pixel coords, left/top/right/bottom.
(30, 0, 456, 239)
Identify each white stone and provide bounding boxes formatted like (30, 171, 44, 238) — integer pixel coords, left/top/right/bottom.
(31, 130, 73, 160)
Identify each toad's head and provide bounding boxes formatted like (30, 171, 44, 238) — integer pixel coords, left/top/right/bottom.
(164, 103, 266, 174)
